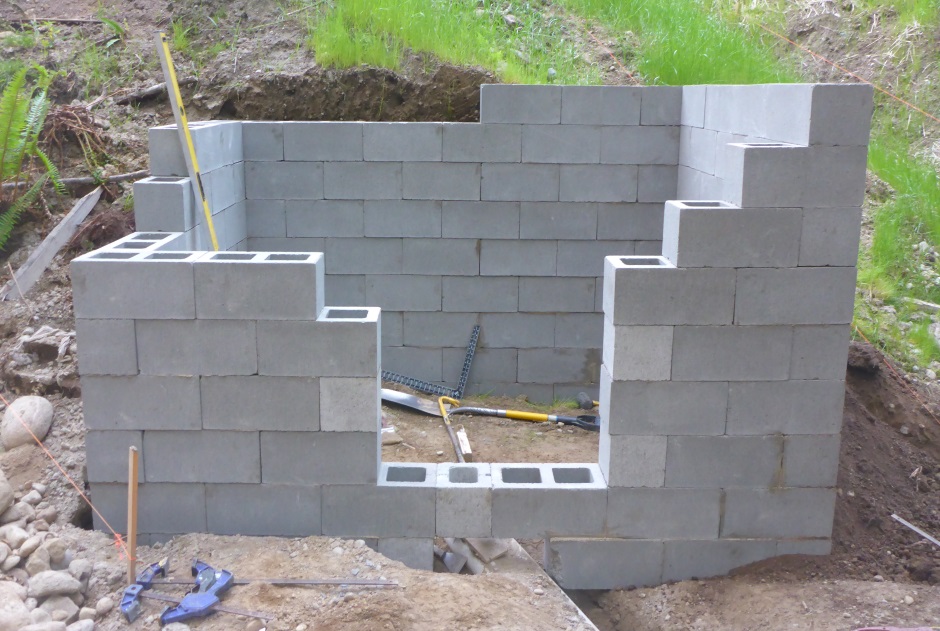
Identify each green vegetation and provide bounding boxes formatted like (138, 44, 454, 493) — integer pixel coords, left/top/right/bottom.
(171, 19, 195, 57)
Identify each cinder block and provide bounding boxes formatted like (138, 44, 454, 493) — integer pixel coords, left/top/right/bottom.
(286, 200, 364, 237)
(202, 162, 246, 213)
(553, 383, 598, 402)
(522, 125, 600, 163)
(248, 237, 323, 253)
(607, 488, 720, 538)
(808, 83, 874, 146)
(402, 238, 480, 276)
(604, 256, 735, 325)
(681, 85, 706, 127)
(640, 86, 682, 125)
(727, 380, 845, 435)
(215, 200, 248, 250)
(601, 365, 728, 435)
(602, 321, 673, 381)
(90, 482, 207, 534)
(320, 377, 380, 432)
(463, 382, 555, 403)
(734, 267, 858, 325)
(382, 346, 442, 382)
(323, 238, 402, 274)
(556, 240, 634, 277)
(363, 122, 442, 161)
(561, 86, 642, 125)
(554, 313, 603, 348)
(480, 84, 561, 124)
(676, 165, 724, 200)
(517, 348, 600, 384)
(403, 162, 481, 200)
(662, 201, 802, 268)
(560, 165, 638, 202)
(800, 207, 862, 267)
(481, 164, 559, 202)
(777, 538, 832, 556)
(133, 176, 195, 232)
(382, 311, 404, 346)
(323, 162, 402, 200)
(600, 433, 666, 487)
(519, 277, 595, 312)
(246, 200, 286, 238)
(262, 431, 378, 485)
(784, 434, 841, 487)
(144, 430, 260, 483)
(718, 141, 804, 208)
(442, 123, 521, 162)
(665, 435, 783, 488)
(284, 122, 363, 161)
(544, 538, 664, 589)
(442, 201, 520, 239)
(791, 325, 850, 380)
(442, 277, 518, 312)
(436, 463, 492, 538)
(443, 348, 518, 384)
(245, 161, 323, 200)
(679, 126, 718, 173)
(662, 539, 778, 582)
(721, 488, 836, 538)
(201, 376, 320, 431)
(600, 126, 679, 165)
(75, 319, 137, 376)
(82, 376, 200, 430)
(596, 203, 663, 241)
(479, 313, 555, 349)
(671, 326, 792, 381)
(149, 121, 243, 176)
(322, 484, 436, 537)
(136, 319, 257, 376)
(85, 431, 143, 482)
(364, 200, 442, 237)
(480, 240, 556, 276)
(402, 312, 478, 347)
(378, 538, 433, 570)
(71, 251, 200, 319)
(520, 202, 597, 240)
(326, 274, 366, 306)
(704, 84, 814, 143)
(206, 484, 321, 536)
(242, 122, 284, 161)
(365, 275, 441, 311)
(637, 165, 678, 202)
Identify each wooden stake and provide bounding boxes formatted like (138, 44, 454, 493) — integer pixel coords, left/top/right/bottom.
(127, 446, 139, 583)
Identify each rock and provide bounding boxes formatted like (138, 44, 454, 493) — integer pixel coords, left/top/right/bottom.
(22, 490, 42, 506)
(19, 535, 44, 558)
(904, 594, 915, 605)
(30, 609, 52, 623)
(66, 621, 94, 631)
(1, 554, 20, 571)
(19, 623, 66, 631)
(25, 547, 51, 575)
(8, 568, 29, 586)
(246, 620, 265, 631)
(1, 396, 54, 449)
(24, 598, 37, 610)
(0, 524, 28, 549)
(900, 425, 911, 436)
(43, 539, 67, 566)
(50, 609, 69, 622)
(162, 624, 192, 631)
(27, 571, 83, 599)
(31, 483, 46, 495)
(37, 507, 57, 524)
(0, 582, 30, 631)
(0, 542, 8, 564)
(39, 595, 79, 623)
(32, 520, 49, 532)
(2, 501, 35, 524)
(873, 574, 884, 581)
(67, 560, 92, 587)
(0, 471, 13, 515)
(77, 608, 95, 621)
(93, 597, 112, 617)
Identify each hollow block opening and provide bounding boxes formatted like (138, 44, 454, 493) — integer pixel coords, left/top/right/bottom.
(552, 467, 593, 484)
(501, 467, 541, 484)
(386, 466, 428, 483)
(212, 253, 255, 261)
(267, 254, 309, 261)
(90, 252, 136, 260)
(145, 252, 191, 260)
(325, 309, 369, 319)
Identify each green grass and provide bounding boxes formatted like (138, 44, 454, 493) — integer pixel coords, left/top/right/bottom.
(171, 19, 195, 57)
(75, 40, 123, 98)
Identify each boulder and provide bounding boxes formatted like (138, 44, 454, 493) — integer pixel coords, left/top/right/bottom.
(25, 546, 51, 576)
(19, 622, 66, 631)
(39, 595, 79, 624)
(19, 534, 44, 558)
(42, 539, 67, 567)
(1, 500, 36, 524)
(1, 396, 54, 449)
(67, 621, 94, 631)
(0, 471, 13, 515)
(0, 524, 28, 549)
(27, 571, 83, 599)
(93, 597, 112, 617)
(0, 581, 30, 631)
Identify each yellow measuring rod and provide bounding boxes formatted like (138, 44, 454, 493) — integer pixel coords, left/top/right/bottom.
(155, 32, 219, 251)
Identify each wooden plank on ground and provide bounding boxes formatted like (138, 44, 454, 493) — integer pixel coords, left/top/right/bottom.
(456, 427, 473, 462)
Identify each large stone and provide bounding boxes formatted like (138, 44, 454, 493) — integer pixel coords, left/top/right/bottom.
(67, 621, 94, 631)
(2, 396, 54, 449)
(0, 581, 30, 631)
(39, 595, 79, 624)
(25, 547, 51, 575)
(27, 571, 83, 599)
(0, 524, 28, 549)
(42, 539, 68, 566)
(19, 622, 67, 631)
(19, 535, 44, 558)
(0, 471, 12, 515)
(1, 500, 35, 524)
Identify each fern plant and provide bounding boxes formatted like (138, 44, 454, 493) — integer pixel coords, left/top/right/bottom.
(0, 64, 64, 251)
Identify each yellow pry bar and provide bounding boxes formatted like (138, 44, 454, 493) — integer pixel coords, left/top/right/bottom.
(155, 32, 219, 251)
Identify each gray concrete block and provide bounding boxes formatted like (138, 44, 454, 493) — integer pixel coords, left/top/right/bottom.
(519, 276, 595, 313)
(133, 176, 195, 232)
(638, 165, 678, 202)
(323, 162, 402, 200)
(602, 321, 673, 381)
(560, 165, 638, 202)
(681, 85, 707, 127)
(561, 86, 642, 125)
(672, 325, 792, 381)
(544, 538, 664, 589)
(704, 84, 814, 144)
(201, 376, 320, 431)
(553, 383, 599, 403)
(382, 311, 404, 346)
(596, 203, 663, 241)
(520, 202, 597, 240)
(480, 239, 556, 276)
(679, 126, 718, 173)
(85, 431, 143, 482)
(607, 488, 720, 538)
(662, 539, 778, 582)
(283, 122, 363, 161)
(364, 122, 441, 161)
(727, 380, 845, 435)
(323, 237, 402, 274)
(378, 538, 433, 570)
(808, 83, 874, 146)
(246, 237, 325, 253)
(554, 313, 603, 348)
(442, 123, 521, 162)
(149, 122, 243, 176)
(517, 348, 600, 384)
(246, 200, 286, 238)
(136, 319, 257, 376)
(262, 431, 378, 485)
(403, 162, 481, 200)
(676, 165, 724, 200)
(364, 200, 442, 237)
(326, 274, 366, 306)
(401, 312, 478, 347)
(242, 122, 284, 161)
(202, 163, 246, 213)
(600, 126, 679, 165)
(286, 200, 364, 237)
(365, 275, 442, 311)
(382, 346, 442, 381)
(463, 382, 554, 403)
(479, 313, 555, 349)
(75, 319, 137, 376)
(480, 84, 561, 124)
(206, 484, 321, 536)
(776, 538, 832, 556)
(734, 267, 858, 325)
(641, 86, 682, 125)
(665, 435, 783, 488)
(481, 164, 559, 202)
(82, 376, 200, 430)
(90, 482, 207, 534)
(722, 488, 836, 538)
(442, 277, 518, 312)
(443, 348, 518, 384)
(791, 325, 850, 380)
(442, 201, 520, 238)
(662, 201, 802, 268)
(800, 207, 862, 267)
(556, 240, 635, 277)
(215, 200, 249, 251)
(600, 433, 667, 487)
(258, 312, 379, 377)
(601, 366, 728, 435)
(436, 463, 492, 538)
(522, 124, 600, 163)
(320, 377, 380, 432)
(322, 484, 436, 537)
(245, 161, 323, 200)
(402, 238, 480, 276)
(144, 430, 260, 483)
(785, 434, 841, 487)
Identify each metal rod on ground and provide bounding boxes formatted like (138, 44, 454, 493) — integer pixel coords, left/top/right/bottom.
(891, 513, 940, 548)
(127, 446, 139, 583)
